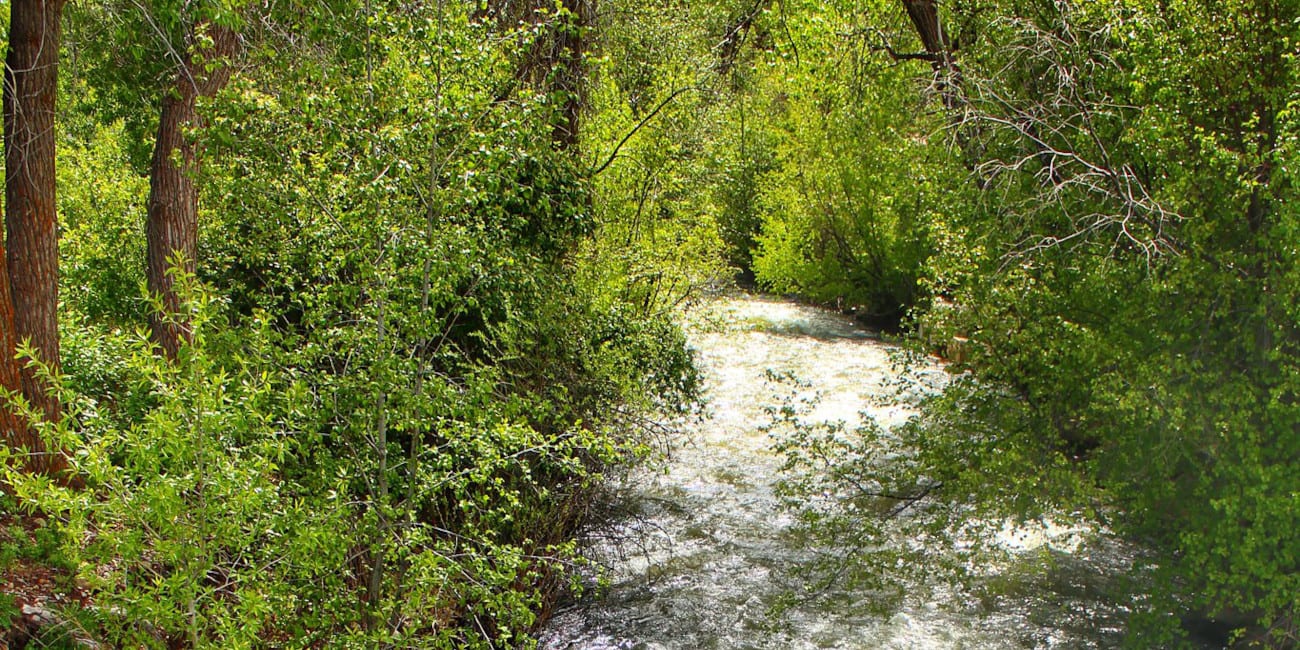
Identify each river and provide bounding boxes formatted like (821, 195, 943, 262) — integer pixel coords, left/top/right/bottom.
(540, 294, 1183, 650)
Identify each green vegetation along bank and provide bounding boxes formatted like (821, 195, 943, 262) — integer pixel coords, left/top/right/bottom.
(2, 0, 1297, 647)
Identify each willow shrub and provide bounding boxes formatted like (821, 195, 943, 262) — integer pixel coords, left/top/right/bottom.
(772, 1, 1300, 645)
(6, 258, 697, 648)
(741, 2, 969, 328)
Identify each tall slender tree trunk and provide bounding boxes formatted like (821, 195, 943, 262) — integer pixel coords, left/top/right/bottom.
(3, 0, 68, 477)
(146, 22, 236, 359)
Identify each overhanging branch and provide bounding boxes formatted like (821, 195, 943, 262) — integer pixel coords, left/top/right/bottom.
(590, 86, 695, 176)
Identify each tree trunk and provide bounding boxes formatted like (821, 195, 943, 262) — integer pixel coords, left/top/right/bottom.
(900, 0, 961, 109)
(896, 0, 991, 180)
(901, 0, 949, 59)
(0, 228, 30, 468)
(550, 0, 587, 150)
(487, 0, 590, 150)
(146, 22, 237, 359)
(3, 0, 67, 477)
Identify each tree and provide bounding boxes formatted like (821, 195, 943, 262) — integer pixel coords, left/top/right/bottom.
(3, 0, 69, 477)
(542, 0, 588, 149)
(848, 0, 1297, 643)
(485, 0, 592, 149)
(0, 223, 27, 466)
(146, 18, 238, 359)
(746, 0, 1298, 644)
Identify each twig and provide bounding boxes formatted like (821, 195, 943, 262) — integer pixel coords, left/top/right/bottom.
(590, 86, 696, 176)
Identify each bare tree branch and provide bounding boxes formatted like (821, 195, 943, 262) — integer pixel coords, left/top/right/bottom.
(947, 4, 1181, 260)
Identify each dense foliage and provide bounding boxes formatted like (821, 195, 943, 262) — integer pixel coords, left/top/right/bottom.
(3, 0, 703, 647)
(755, 0, 1300, 647)
(2, 0, 1297, 646)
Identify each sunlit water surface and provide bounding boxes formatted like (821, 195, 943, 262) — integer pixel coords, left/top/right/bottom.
(540, 295, 1177, 650)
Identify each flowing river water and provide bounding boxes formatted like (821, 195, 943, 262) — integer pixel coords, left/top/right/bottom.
(541, 295, 1203, 650)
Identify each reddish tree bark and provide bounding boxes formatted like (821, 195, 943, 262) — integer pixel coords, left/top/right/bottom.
(147, 22, 237, 359)
(0, 227, 29, 468)
(3, 0, 68, 478)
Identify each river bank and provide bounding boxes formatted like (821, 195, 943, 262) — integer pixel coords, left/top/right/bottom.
(540, 294, 1201, 650)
